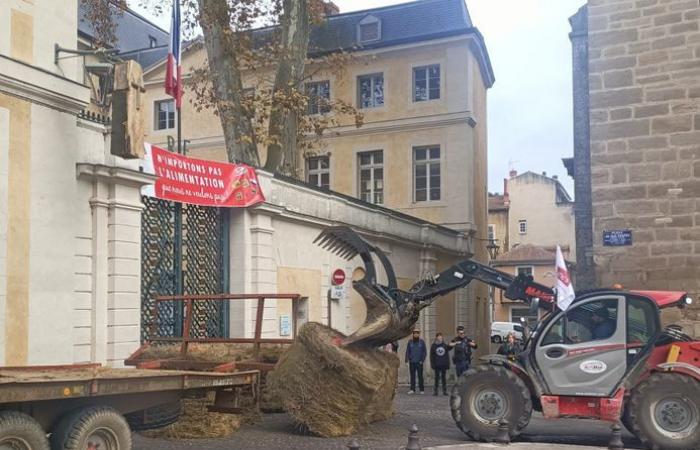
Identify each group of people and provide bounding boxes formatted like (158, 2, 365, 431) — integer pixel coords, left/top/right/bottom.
(402, 326, 521, 395)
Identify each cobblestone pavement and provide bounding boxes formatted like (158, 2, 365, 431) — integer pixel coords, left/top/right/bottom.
(133, 390, 644, 450)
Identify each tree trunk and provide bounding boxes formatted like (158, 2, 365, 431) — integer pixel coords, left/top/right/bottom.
(264, 0, 310, 176)
(197, 0, 259, 166)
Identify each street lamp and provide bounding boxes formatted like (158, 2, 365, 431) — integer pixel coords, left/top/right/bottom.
(486, 239, 500, 261)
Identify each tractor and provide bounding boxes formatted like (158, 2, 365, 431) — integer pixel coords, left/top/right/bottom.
(316, 226, 700, 450)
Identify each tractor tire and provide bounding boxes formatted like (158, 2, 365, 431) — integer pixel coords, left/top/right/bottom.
(0, 411, 49, 450)
(125, 401, 181, 432)
(627, 372, 700, 450)
(50, 406, 132, 450)
(450, 364, 532, 442)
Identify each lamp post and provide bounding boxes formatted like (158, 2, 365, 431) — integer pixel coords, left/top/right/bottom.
(486, 239, 500, 324)
(486, 239, 500, 261)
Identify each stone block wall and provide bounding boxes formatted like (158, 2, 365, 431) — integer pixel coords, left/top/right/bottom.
(587, 0, 700, 328)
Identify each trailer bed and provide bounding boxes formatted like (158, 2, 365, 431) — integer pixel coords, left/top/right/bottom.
(0, 364, 258, 404)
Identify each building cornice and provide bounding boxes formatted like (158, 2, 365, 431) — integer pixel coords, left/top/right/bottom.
(77, 163, 156, 188)
(0, 55, 89, 114)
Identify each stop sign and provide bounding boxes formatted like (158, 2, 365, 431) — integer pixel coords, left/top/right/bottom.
(332, 269, 346, 286)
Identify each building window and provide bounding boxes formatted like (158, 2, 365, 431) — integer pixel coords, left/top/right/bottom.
(413, 64, 440, 102)
(357, 73, 384, 108)
(358, 150, 383, 205)
(488, 224, 496, 241)
(413, 145, 440, 202)
(518, 219, 527, 235)
(149, 35, 158, 48)
(307, 155, 330, 189)
(358, 16, 381, 43)
(154, 99, 175, 130)
(516, 266, 533, 277)
(306, 80, 331, 115)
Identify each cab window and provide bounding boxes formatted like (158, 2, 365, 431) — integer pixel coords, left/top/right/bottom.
(627, 297, 657, 346)
(541, 298, 619, 346)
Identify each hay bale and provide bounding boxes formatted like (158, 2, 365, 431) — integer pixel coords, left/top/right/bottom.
(267, 322, 399, 437)
(140, 393, 247, 439)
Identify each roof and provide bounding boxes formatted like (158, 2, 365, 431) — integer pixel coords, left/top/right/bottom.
(493, 244, 573, 266)
(78, 4, 169, 69)
(140, 0, 495, 87)
(488, 193, 509, 211)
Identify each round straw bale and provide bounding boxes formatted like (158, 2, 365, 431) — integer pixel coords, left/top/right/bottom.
(267, 322, 399, 437)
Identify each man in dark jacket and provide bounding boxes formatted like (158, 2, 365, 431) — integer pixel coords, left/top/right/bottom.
(430, 332, 451, 395)
(450, 325, 477, 378)
(405, 329, 427, 394)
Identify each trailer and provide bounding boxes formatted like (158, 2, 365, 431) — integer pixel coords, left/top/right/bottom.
(0, 363, 259, 450)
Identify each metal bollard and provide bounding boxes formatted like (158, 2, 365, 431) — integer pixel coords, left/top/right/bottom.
(608, 422, 624, 450)
(347, 438, 361, 450)
(494, 418, 510, 444)
(405, 424, 421, 450)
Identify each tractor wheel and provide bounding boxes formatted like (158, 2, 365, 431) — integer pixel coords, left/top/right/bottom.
(450, 364, 532, 441)
(51, 406, 131, 450)
(628, 372, 700, 450)
(0, 411, 49, 450)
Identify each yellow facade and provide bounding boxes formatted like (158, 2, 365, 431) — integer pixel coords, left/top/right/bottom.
(143, 36, 489, 234)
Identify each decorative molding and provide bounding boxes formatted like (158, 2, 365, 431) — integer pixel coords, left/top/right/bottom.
(76, 163, 156, 188)
(0, 55, 89, 114)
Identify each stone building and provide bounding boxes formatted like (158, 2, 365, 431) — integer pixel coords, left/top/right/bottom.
(565, 1, 700, 334)
(139, 0, 495, 345)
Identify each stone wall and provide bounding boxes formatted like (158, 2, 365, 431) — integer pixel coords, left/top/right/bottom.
(587, 0, 700, 332)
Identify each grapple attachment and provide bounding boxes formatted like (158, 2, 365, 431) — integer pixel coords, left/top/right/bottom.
(314, 226, 422, 348)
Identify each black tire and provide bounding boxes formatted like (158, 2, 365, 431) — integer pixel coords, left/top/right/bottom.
(450, 364, 532, 441)
(628, 372, 700, 450)
(0, 411, 49, 450)
(50, 406, 131, 450)
(492, 336, 502, 344)
(125, 401, 181, 432)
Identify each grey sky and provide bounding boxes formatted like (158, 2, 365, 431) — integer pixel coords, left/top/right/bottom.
(131, 0, 583, 196)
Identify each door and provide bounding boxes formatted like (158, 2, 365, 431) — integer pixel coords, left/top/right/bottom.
(535, 295, 627, 396)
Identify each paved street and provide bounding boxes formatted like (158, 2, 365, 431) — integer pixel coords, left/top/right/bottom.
(133, 390, 644, 450)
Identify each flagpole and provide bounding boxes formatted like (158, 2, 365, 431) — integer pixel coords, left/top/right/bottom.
(174, 105, 183, 303)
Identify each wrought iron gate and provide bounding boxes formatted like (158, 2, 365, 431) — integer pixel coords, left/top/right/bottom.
(140, 196, 228, 341)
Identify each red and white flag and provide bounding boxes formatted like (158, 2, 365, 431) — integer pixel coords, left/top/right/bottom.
(165, 0, 182, 107)
(555, 245, 575, 311)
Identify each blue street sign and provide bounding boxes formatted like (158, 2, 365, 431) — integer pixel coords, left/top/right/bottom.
(603, 229, 633, 246)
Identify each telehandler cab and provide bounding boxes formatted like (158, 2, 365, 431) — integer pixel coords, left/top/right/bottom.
(316, 226, 700, 450)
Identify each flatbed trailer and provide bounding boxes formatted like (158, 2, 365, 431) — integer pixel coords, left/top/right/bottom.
(0, 363, 259, 450)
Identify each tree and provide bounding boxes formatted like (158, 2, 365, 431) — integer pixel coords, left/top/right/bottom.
(82, 0, 363, 178)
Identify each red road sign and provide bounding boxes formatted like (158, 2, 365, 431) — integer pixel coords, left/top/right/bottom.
(332, 269, 346, 286)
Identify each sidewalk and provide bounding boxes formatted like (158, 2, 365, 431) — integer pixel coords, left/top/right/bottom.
(427, 444, 619, 450)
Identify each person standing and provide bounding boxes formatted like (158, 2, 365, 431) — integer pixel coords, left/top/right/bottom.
(405, 329, 427, 394)
(450, 325, 477, 378)
(430, 332, 451, 396)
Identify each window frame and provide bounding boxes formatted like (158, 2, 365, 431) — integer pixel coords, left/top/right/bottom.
(305, 80, 331, 115)
(357, 16, 381, 43)
(357, 150, 384, 205)
(306, 155, 330, 190)
(412, 64, 441, 102)
(518, 219, 528, 235)
(357, 72, 385, 109)
(488, 224, 496, 241)
(153, 99, 176, 131)
(412, 145, 441, 202)
(540, 297, 621, 347)
(148, 35, 158, 48)
(516, 266, 534, 277)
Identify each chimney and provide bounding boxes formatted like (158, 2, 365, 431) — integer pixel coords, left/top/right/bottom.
(322, 1, 340, 16)
(542, 171, 547, 177)
(509, 169, 517, 178)
(552, 175, 558, 180)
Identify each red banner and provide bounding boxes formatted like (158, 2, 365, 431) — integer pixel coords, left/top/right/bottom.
(145, 144, 265, 207)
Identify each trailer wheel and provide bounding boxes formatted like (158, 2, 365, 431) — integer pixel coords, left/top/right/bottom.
(125, 401, 181, 432)
(50, 406, 131, 450)
(0, 411, 49, 450)
(450, 364, 532, 441)
(628, 372, 700, 450)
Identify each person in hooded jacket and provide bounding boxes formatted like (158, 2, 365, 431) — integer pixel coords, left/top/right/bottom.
(430, 332, 451, 395)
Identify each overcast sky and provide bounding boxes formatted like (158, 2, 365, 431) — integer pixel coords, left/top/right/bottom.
(132, 0, 584, 196)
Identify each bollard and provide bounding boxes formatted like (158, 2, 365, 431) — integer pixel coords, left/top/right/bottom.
(405, 424, 421, 450)
(608, 422, 624, 450)
(494, 418, 510, 444)
(347, 438, 361, 450)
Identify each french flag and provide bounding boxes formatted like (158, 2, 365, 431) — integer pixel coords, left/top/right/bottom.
(165, 0, 182, 108)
